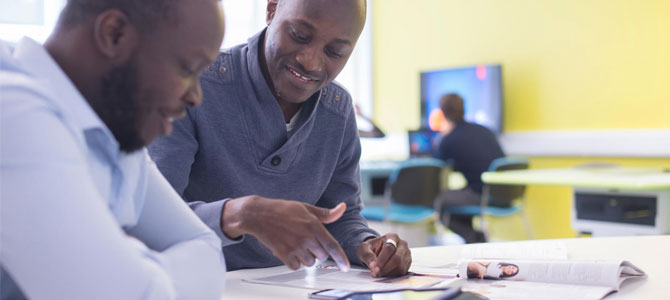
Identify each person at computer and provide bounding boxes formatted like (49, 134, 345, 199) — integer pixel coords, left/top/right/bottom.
(148, 0, 411, 277)
(1, 0, 227, 299)
(433, 93, 505, 244)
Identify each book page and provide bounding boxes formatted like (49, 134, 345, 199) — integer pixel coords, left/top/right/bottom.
(457, 280, 614, 300)
(458, 259, 624, 288)
(617, 261, 647, 288)
(460, 241, 568, 260)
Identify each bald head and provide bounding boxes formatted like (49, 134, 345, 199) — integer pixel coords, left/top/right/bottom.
(272, 0, 366, 32)
(57, 0, 181, 32)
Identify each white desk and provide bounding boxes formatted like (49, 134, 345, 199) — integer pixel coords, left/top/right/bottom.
(481, 167, 670, 190)
(482, 167, 670, 236)
(220, 235, 670, 299)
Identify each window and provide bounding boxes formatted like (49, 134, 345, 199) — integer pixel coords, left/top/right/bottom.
(0, 0, 373, 115)
(221, 0, 267, 49)
(0, 0, 66, 44)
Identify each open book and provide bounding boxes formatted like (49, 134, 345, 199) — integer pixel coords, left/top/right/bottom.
(407, 242, 646, 300)
(454, 258, 645, 300)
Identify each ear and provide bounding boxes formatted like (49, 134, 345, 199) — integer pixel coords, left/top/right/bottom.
(266, 0, 278, 25)
(92, 9, 139, 62)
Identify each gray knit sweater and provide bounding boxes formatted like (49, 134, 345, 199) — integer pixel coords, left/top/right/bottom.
(148, 30, 378, 271)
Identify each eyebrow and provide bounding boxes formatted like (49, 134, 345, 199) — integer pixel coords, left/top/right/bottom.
(295, 19, 352, 46)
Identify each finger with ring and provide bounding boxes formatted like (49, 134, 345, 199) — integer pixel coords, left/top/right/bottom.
(384, 238, 397, 249)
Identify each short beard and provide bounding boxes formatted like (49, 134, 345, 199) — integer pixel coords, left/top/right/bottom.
(90, 59, 145, 153)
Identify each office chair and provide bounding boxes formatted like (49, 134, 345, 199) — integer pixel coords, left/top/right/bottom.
(441, 157, 533, 241)
(360, 158, 446, 224)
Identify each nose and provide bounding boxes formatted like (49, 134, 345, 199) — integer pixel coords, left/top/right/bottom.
(295, 46, 323, 73)
(183, 78, 203, 107)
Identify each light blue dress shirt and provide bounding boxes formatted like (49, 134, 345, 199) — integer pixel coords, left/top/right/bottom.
(0, 38, 226, 299)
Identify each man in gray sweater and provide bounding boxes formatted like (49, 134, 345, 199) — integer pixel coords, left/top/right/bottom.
(149, 0, 411, 277)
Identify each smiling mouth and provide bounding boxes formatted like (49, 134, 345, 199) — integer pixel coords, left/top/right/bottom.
(286, 66, 317, 84)
(159, 108, 185, 135)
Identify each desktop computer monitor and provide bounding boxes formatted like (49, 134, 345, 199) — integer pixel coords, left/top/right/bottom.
(408, 129, 440, 158)
(420, 64, 503, 134)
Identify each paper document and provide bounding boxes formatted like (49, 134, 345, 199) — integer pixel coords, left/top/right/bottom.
(460, 241, 568, 260)
(409, 262, 459, 278)
(457, 280, 614, 300)
(454, 259, 646, 300)
(408, 242, 568, 278)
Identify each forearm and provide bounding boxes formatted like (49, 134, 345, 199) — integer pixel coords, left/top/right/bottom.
(1, 167, 182, 299)
(156, 236, 226, 298)
(127, 162, 227, 299)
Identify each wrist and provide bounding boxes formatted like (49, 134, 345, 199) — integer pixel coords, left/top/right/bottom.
(221, 197, 248, 238)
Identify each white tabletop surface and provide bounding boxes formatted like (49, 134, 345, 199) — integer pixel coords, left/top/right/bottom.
(481, 167, 670, 190)
(220, 235, 670, 299)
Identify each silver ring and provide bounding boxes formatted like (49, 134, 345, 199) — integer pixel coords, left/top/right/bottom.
(384, 238, 397, 249)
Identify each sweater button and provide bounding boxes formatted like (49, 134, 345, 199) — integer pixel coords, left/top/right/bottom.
(271, 156, 281, 166)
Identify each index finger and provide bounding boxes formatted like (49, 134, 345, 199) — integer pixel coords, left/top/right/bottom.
(357, 241, 377, 269)
(314, 226, 350, 272)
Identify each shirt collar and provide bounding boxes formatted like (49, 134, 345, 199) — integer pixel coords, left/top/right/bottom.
(246, 29, 278, 106)
(13, 37, 119, 149)
(13, 38, 115, 135)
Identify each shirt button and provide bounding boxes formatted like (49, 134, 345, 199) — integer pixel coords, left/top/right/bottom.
(271, 156, 281, 166)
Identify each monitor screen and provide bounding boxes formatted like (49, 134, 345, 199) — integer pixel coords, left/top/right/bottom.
(408, 130, 440, 158)
(420, 64, 503, 134)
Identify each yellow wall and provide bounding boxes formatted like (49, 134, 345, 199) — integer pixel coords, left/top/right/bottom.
(371, 0, 670, 132)
(371, 0, 670, 239)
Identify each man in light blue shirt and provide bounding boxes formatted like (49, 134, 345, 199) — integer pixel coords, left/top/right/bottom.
(0, 0, 226, 299)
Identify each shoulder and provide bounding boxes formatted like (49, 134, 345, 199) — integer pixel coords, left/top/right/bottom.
(1, 91, 85, 165)
(471, 122, 489, 130)
(470, 123, 498, 138)
(1, 68, 59, 116)
(200, 45, 244, 86)
(1, 67, 86, 163)
(459, 122, 485, 135)
(318, 81, 354, 118)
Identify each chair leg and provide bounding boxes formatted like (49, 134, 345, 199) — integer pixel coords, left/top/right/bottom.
(431, 213, 444, 245)
(480, 185, 491, 242)
(520, 208, 534, 239)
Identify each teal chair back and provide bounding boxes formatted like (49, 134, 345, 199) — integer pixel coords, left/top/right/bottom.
(389, 158, 446, 208)
(445, 157, 529, 216)
(361, 158, 446, 223)
(487, 157, 529, 207)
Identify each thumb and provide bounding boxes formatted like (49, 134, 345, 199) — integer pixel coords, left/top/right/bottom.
(306, 202, 347, 224)
(358, 242, 377, 269)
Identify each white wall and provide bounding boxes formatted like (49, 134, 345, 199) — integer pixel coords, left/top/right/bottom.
(0, 0, 374, 117)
